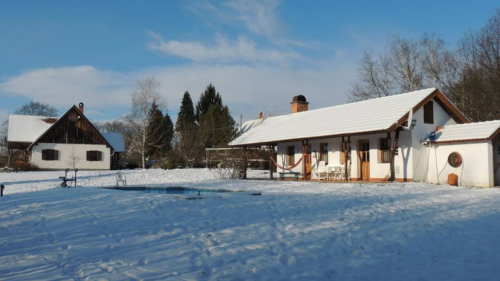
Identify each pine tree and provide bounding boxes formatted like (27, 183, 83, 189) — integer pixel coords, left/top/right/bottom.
(160, 113, 174, 156)
(175, 91, 202, 167)
(176, 91, 197, 133)
(196, 84, 236, 148)
(195, 84, 222, 122)
(145, 102, 164, 160)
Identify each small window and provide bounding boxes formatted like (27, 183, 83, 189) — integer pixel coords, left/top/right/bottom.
(319, 143, 328, 164)
(87, 151, 103, 161)
(42, 149, 59, 161)
(379, 138, 391, 163)
(424, 101, 434, 124)
(448, 152, 462, 168)
(340, 141, 351, 164)
(286, 146, 295, 165)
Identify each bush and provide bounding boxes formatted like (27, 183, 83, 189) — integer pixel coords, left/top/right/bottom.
(164, 151, 186, 169)
(13, 161, 39, 171)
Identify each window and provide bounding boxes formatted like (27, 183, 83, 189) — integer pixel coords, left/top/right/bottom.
(286, 146, 295, 165)
(379, 138, 391, 163)
(319, 143, 328, 164)
(424, 101, 434, 124)
(340, 141, 351, 164)
(42, 149, 59, 161)
(86, 151, 103, 161)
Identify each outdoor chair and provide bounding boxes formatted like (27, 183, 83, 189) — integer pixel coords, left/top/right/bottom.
(316, 161, 328, 181)
(333, 166, 344, 181)
(116, 171, 127, 186)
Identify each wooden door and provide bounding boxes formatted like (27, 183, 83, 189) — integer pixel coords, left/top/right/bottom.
(359, 140, 370, 181)
(304, 144, 312, 180)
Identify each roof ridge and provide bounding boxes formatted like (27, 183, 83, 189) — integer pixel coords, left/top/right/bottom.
(264, 88, 437, 121)
(9, 114, 57, 119)
(444, 119, 500, 127)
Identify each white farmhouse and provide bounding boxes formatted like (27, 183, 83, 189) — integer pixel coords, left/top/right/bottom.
(230, 88, 500, 187)
(7, 103, 125, 170)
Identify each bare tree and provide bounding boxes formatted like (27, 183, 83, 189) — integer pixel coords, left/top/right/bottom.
(349, 36, 436, 101)
(66, 146, 81, 169)
(450, 9, 500, 122)
(349, 52, 395, 101)
(0, 120, 10, 167)
(15, 101, 58, 117)
(127, 77, 166, 169)
(387, 36, 424, 92)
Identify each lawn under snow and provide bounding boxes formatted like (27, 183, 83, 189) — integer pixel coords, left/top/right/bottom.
(1, 169, 500, 280)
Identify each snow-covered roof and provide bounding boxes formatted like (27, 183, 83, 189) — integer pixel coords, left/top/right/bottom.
(7, 115, 57, 143)
(434, 120, 500, 143)
(230, 88, 440, 146)
(101, 132, 126, 152)
(241, 119, 263, 134)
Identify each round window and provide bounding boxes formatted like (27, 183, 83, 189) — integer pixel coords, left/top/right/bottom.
(448, 152, 462, 168)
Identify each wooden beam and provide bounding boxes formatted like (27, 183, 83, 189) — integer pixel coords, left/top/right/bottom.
(344, 136, 350, 181)
(301, 140, 309, 181)
(389, 129, 400, 181)
(269, 145, 274, 180)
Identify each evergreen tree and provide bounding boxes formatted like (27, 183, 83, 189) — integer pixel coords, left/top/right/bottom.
(176, 91, 197, 133)
(145, 102, 164, 159)
(196, 84, 236, 148)
(160, 113, 174, 156)
(195, 84, 222, 122)
(199, 104, 236, 148)
(175, 91, 202, 167)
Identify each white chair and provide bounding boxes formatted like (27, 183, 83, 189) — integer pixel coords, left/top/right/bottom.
(116, 171, 127, 186)
(316, 161, 328, 181)
(333, 166, 343, 181)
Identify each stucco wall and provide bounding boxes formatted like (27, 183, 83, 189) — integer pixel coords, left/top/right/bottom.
(412, 98, 458, 181)
(419, 141, 493, 187)
(31, 143, 111, 170)
(276, 131, 413, 180)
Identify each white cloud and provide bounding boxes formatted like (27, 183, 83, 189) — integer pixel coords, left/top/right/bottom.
(0, 62, 357, 122)
(224, 0, 281, 37)
(188, 0, 307, 48)
(147, 32, 300, 64)
(0, 65, 132, 108)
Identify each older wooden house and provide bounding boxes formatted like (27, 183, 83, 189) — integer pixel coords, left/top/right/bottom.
(7, 103, 125, 170)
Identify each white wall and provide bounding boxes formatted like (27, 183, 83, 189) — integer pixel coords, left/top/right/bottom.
(421, 141, 493, 188)
(412, 98, 458, 181)
(276, 131, 413, 181)
(31, 143, 111, 170)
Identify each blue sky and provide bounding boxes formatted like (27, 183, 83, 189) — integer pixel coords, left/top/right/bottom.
(0, 0, 498, 125)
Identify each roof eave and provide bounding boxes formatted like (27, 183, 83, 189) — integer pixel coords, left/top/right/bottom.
(229, 128, 390, 147)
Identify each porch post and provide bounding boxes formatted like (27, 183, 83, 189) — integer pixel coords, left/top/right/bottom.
(302, 140, 308, 181)
(269, 145, 274, 180)
(345, 136, 350, 181)
(389, 130, 400, 181)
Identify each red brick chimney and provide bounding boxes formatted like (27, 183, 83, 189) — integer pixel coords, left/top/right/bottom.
(291, 95, 308, 114)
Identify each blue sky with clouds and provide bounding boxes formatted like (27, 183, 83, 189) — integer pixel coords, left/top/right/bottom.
(0, 0, 498, 124)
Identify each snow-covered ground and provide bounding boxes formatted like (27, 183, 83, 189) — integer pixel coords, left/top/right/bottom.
(1, 169, 500, 280)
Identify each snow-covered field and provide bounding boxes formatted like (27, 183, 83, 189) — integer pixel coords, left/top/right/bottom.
(1, 169, 500, 280)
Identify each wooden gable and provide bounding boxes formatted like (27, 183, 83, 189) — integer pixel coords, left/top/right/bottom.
(390, 89, 469, 132)
(29, 106, 111, 149)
